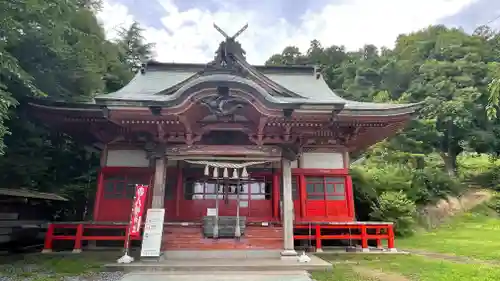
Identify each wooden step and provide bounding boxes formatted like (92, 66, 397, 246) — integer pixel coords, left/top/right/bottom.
(163, 225, 283, 250)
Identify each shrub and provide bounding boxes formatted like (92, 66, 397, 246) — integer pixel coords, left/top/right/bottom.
(369, 191, 417, 237)
(487, 193, 500, 214)
(471, 166, 500, 190)
(411, 167, 464, 205)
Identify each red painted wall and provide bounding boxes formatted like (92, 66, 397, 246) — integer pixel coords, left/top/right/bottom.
(94, 166, 355, 223)
(94, 167, 153, 222)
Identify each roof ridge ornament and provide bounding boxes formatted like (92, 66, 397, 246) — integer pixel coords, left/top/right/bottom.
(210, 23, 249, 69)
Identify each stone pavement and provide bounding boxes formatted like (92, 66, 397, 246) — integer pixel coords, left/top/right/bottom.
(119, 271, 313, 281)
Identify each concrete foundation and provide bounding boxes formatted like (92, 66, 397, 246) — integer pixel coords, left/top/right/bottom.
(105, 250, 332, 272)
(119, 271, 314, 281)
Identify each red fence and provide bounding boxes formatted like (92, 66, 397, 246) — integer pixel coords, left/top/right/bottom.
(42, 221, 395, 253)
(293, 223, 395, 251)
(41, 222, 143, 253)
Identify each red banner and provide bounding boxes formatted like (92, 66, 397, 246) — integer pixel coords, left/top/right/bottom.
(128, 184, 149, 238)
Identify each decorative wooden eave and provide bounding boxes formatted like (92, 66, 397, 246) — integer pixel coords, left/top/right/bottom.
(27, 99, 128, 144)
(26, 24, 422, 152)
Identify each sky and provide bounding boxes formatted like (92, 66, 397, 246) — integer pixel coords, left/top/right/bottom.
(97, 0, 500, 64)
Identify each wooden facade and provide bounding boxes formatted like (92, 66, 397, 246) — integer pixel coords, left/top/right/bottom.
(31, 27, 419, 254)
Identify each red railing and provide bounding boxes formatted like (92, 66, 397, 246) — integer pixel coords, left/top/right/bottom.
(42, 222, 142, 253)
(293, 223, 395, 252)
(42, 221, 395, 253)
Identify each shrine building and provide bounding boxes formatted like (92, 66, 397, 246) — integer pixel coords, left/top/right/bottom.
(30, 26, 419, 257)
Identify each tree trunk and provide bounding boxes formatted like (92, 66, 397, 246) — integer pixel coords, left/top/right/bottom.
(441, 152, 457, 177)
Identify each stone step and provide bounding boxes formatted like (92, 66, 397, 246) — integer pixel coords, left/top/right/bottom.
(118, 271, 314, 281)
(163, 226, 284, 251)
(105, 255, 332, 272)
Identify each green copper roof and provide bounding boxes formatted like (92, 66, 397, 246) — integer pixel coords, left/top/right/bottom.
(94, 61, 419, 116)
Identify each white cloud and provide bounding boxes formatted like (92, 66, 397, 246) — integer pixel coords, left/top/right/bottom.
(97, 0, 477, 64)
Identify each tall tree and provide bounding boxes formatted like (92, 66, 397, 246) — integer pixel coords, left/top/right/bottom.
(115, 22, 155, 72)
(0, 0, 145, 219)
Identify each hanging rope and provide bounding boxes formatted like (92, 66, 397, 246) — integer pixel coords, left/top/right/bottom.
(213, 178, 220, 239)
(184, 160, 269, 179)
(235, 178, 241, 239)
(184, 160, 268, 168)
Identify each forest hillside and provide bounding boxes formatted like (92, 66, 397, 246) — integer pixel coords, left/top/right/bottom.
(2, 1, 500, 235)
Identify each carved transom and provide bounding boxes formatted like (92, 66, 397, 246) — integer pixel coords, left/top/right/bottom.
(198, 92, 247, 119)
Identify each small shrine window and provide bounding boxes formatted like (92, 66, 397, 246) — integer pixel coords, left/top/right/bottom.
(305, 176, 345, 201)
(103, 173, 151, 199)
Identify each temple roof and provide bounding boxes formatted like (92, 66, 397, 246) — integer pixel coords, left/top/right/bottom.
(93, 61, 420, 116)
(31, 24, 420, 117)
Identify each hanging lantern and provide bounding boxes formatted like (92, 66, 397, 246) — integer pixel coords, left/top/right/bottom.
(213, 167, 219, 178)
(241, 167, 248, 178)
(204, 165, 209, 176)
(232, 168, 239, 179)
(223, 168, 229, 178)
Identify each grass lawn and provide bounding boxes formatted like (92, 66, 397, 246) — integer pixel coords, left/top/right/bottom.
(2, 205, 499, 280)
(312, 254, 500, 281)
(0, 251, 119, 281)
(311, 204, 500, 281)
(312, 263, 377, 281)
(397, 204, 500, 261)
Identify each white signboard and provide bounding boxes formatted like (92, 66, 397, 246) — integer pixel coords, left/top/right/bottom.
(207, 208, 217, 216)
(140, 208, 165, 257)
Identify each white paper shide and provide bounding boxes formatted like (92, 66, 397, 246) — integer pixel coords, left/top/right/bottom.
(140, 208, 165, 257)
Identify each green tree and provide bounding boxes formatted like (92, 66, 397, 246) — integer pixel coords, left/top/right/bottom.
(0, 0, 145, 220)
(115, 22, 156, 72)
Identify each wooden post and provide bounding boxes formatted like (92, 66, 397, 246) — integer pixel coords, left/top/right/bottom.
(175, 163, 182, 218)
(93, 170, 104, 221)
(93, 145, 108, 221)
(345, 175, 355, 220)
(272, 171, 279, 219)
(280, 158, 297, 259)
(72, 224, 84, 253)
(42, 223, 55, 253)
(299, 174, 306, 218)
(376, 228, 382, 249)
(151, 157, 166, 208)
(360, 224, 369, 252)
(315, 224, 323, 252)
(388, 224, 396, 251)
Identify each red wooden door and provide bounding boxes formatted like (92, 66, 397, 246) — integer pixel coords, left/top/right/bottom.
(304, 176, 348, 221)
(97, 168, 152, 222)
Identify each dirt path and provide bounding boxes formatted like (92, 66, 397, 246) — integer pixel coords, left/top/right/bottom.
(406, 249, 500, 266)
(351, 266, 410, 281)
(419, 188, 493, 229)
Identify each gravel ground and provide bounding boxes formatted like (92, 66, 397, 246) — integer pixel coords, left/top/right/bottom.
(0, 264, 124, 281)
(62, 272, 125, 281)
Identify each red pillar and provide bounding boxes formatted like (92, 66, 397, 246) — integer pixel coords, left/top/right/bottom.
(272, 170, 279, 220)
(175, 166, 183, 218)
(376, 228, 382, 248)
(388, 224, 396, 250)
(92, 170, 105, 221)
(42, 223, 55, 253)
(73, 224, 84, 253)
(299, 174, 306, 218)
(315, 224, 323, 252)
(345, 175, 355, 220)
(360, 224, 369, 251)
